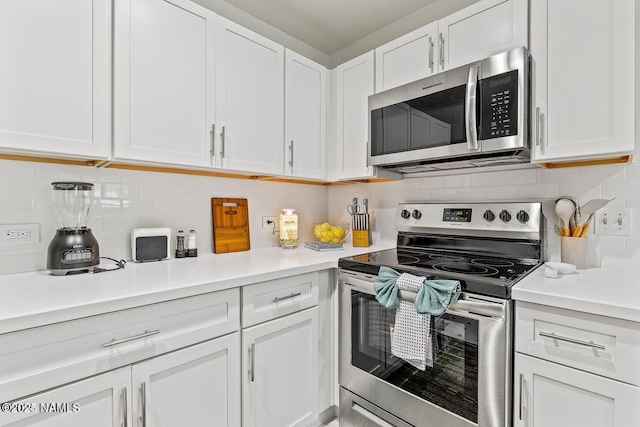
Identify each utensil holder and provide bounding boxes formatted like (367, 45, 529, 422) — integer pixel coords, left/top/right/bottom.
(561, 237, 588, 269)
(352, 214, 370, 247)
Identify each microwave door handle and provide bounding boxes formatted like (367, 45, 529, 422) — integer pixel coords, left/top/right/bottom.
(465, 64, 480, 151)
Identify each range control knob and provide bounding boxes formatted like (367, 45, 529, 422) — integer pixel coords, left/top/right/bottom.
(400, 209, 411, 219)
(412, 210, 422, 219)
(516, 210, 530, 224)
(483, 210, 496, 222)
(499, 210, 512, 223)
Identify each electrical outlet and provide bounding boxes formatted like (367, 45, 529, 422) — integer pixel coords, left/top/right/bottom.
(594, 209, 632, 236)
(261, 216, 277, 229)
(0, 223, 40, 244)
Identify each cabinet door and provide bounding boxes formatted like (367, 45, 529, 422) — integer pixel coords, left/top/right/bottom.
(0, 367, 130, 427)
(216, 17, 284, 175)
(0, 0, 110, 159)
(530, 0, 635, 163)
(332, 52, 375, 181)
(438, 0, 528, 70)
(284, 50, 327, 180)
(131, 333, 241, 427)
(114, 0, 216, 167)
(375, 22, 439, 92)
(514, 353, 640, 427)
(242, 308, 319, 427)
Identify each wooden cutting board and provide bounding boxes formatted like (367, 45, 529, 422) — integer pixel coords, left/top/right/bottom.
(211, 198, 250, 254)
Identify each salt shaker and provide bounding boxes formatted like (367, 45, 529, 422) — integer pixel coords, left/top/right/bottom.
(186, 229, 198, 257)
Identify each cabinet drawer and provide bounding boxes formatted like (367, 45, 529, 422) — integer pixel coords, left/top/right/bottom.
(0, 288, 240, 403)
(515, 301, 640, 386)
(242, 272, 319, 327)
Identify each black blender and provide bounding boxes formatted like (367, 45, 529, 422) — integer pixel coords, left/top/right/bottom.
(47, 182, 100, 275)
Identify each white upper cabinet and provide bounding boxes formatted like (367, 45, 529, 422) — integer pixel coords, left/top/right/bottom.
(373, 0, 528, 94)
(216, 17, 285, 175)
(332, 51, 398, 181)
(284, 50, 327, 180)
(375, 22, 439, 93)
(113, 0, 216, 167)
(0, 0, 111, 159)
(530, 0, 635, 164)
(439, 0, 528, 70)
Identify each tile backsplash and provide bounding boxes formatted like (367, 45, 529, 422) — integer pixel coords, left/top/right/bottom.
(328, 162, 640, 270)
(1, 158, 639, 274)
(0, 160, 328, 275)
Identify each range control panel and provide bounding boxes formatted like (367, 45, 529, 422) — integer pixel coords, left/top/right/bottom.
(396, 202, 542, 238)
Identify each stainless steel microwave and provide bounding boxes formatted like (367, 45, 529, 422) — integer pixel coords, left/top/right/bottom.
(368, 47, 530, 174)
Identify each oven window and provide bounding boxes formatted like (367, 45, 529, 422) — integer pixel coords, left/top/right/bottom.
(351, 291, 479, 423)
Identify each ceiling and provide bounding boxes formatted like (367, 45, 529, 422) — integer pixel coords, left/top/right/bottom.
(218, 0, 441, 55)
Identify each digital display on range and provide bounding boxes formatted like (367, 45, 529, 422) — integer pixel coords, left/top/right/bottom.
(443, 208, 472, 222)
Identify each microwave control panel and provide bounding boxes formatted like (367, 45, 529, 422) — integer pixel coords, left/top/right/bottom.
(479, 70, 518, 140)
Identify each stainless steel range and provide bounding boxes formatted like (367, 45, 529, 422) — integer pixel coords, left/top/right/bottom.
(338, 202, 544, 427)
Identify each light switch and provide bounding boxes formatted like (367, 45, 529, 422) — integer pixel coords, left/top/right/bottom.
(594, 209, 632, 236)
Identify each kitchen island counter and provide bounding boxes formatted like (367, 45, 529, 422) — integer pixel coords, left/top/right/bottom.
(512, 266, 640, 322)
(0, 241, 395, 334)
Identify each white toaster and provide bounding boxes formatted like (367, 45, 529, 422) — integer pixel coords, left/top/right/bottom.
(131, 227, 172, 262)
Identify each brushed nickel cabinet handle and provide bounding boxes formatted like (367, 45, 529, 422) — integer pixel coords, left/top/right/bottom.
(439, 33, 445, 68)
(102, 330, 160, 348)
(249, 343, 256, 382)
(220, 126, 226, 158)
(210, 124, 216, 157)
(428, 37, 434, 72)
(539, 113, 545, 154)
(122, 387, 128, 427)
(273, 292, 301, 302)
(539, 331, 606, 350)
(519, 373, 524, 421)
(535, 107, 541, 147)
(140, 382, 147, 427)
(289, 141, 294, 167)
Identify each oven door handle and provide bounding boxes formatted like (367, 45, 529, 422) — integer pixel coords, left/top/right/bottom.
(341, 276, 505, 318)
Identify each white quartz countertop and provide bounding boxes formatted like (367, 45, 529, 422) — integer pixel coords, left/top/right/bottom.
(0, 241, 395, 334)
(512, 265, 640, 322)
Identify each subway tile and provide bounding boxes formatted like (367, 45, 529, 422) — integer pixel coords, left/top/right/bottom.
(577, 164, 626, 183)
(33, 162, 83, 180)
(431, 188, 457, 200)
(444, 174, 470, 189)
(5, 252, 46, 274)
(502, 168, 537, 185)
(538, 167, 578, 184)
(470, 171, 501, 187)
(489, 185, 519, 200)
(458, 187, 486, 200)
(7, 178, 51, 197)
(417, 176, 444, 189)
(518, 184, 556, 199)
(0, 160, 33, 178)
(0, 197, 33, 216)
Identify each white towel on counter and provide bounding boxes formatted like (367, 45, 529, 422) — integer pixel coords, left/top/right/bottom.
(390, 272, 436, 370)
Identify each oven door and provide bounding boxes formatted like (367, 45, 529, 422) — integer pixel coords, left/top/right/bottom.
(339, 270, 512, 427)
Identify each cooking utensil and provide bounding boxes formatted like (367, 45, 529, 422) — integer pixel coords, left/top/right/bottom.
(555, 198, 575, 237)
(542, 199, 562, 233)
(572, 198, 614, 237)
(347, 198, 360, 216)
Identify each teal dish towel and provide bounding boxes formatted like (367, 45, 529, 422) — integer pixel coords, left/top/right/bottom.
(373, 266, 461, 315)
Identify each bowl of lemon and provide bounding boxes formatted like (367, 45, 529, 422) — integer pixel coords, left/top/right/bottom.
(313, 222, 349, 244)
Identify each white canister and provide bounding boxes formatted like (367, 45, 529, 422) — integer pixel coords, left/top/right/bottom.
(280, 209, 298, 249)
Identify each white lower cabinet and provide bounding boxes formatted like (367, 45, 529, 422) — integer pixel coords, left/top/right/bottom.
(514, 353, 640, 427)
(242, 308, 319, 427)
(1, 334, 241, 427)
(1, 367, 130, 427)
(514, 301, 640, 427)
(132, 334, 241, 427)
